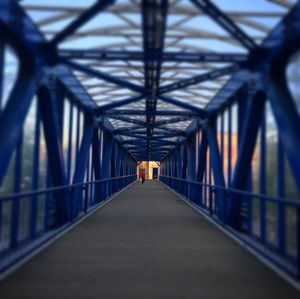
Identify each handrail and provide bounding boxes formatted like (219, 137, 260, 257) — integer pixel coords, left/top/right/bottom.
(159, 175, 300, 208)
(159, 174, 300, 282)
(0, 174, 137, 276)
(0, 175, 136, 201)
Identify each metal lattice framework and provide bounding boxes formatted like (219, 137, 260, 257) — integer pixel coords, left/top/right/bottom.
(0, 0, 300, 285)
(9, 0, 296, 161)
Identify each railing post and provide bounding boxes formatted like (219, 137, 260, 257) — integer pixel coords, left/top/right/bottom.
(187, 135, 196, 202)
(277, 137, 285, 255)
(181, 144, 187, 197)
(197, 130, 208, 207)
(259, 111, 266, 243)
(206, 123, 226, 221)
(92, 127, 102, 203)
(0, 40, 3, 241)
(264, 53, 300, 276)
(72, 113, 94, 218)
(10, 134, 23, 248)
(30, 105, 40, 239)
(38, 86, 69, 226)
(228, 90, 266, 228)
(237, 88, 253, 233)
(0, 53, 38, 185)
(101, 129, 113, 201)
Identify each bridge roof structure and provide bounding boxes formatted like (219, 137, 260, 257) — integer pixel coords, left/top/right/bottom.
(16, 0, 298, 161)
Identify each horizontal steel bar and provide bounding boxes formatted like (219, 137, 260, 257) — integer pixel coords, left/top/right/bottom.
(59, 49, 248, 63)
(159, 176, 300, 208)
(104, 110, 198, 116)
(0, 175, 136, 202)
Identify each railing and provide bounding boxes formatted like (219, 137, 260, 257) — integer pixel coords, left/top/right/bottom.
(0, 174, 137, 274)
(159, 175, 300, 282)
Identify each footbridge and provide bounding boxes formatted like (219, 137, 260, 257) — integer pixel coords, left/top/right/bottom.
(0, 0, 300, 298)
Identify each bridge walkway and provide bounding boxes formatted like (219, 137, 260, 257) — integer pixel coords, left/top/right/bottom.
(0, 180, 298, 299)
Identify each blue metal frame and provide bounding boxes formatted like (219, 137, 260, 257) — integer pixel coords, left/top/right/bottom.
(0, 55, 38, 185)
(72, 114, 94, 218)
(50, 0, 115, 47)
(228, 91, 266, 227)
(59, 49, 248, 63)
(38, 86, 68, 225)
(158, 65, 239, 95)
(190, 0, 257, 50)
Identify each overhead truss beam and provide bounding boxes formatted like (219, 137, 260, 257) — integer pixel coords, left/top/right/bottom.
(59, 49, 248, 63)
(50, 0, 115, 46)
(190, 0, 257, 50)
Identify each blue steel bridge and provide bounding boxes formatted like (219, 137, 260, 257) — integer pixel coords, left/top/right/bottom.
(0, 0, 300, 297)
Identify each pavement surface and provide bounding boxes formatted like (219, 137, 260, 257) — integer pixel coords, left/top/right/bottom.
(0, 180, 299, 299)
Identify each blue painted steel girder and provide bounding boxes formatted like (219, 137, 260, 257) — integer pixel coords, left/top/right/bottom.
(72, 114, 95, 218)
(158, 65, 239, 95)
(154, 116, 193, 127)
(158, 95, 206, 116)
(104, 109, 198, 117)
(127, 143, 171, 149)
(38, 86, 69, 225)
(0, 0, 99, 115)
(157, 127, 187, 136)
(132, 144, 171, 149)
(59, 49, 248, 63)
(108, 114, 192, 127)
(92, 127, 102, 203)
(226, 91, 266, 228)
(62, 59, 145, 94)
(97, 94, 146, 112)
(190, 0, 257, 50)
(0, 49, 39, 185)
(114, 126, 186, 137)
(132, 149, 169, 154)
(119, 132, 180, 140)
(142, 0, 168, 158)
(0, 41, 3, 107)
(123, 139, 177, 146)
(206, 123, 226, 221)
(50, 0, 115, 47)
(113, 125, 143, 134)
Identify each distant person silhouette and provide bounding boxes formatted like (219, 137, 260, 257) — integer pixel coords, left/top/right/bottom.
(140, 172, 145, 184)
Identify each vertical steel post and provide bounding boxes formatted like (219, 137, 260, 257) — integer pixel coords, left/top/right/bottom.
(260, 110, 266, 243)
(197, 130, 208, 207)
(66, 101, 74, 183)
(265, 57, 300, 275)
(101, 129, 113, 200)
(228, 91, 266, 227)
(0, 55, 38, 185)
(206, 123, 226, 221)
(228, 105, 232, 182)
(0, 40, 4, 110)
(30, 104, 40, 239)
(38, 86, 68, 226)
(72, 114, 94, 217)
(0, 38, 4, 240)
(10, 133, 23, 248)
(92, 127, 101, 203)
(181, 144, 187, 196)
(238, 88, 253, 233)
(277, 136, 285, 254)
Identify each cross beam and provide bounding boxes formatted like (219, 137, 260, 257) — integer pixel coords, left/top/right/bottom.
(59, 49, 248, 63)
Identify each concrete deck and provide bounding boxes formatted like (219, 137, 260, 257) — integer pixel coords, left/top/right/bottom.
(0, 180, 298, 299)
